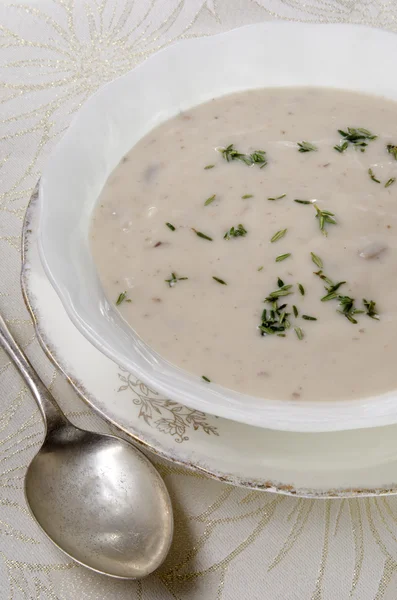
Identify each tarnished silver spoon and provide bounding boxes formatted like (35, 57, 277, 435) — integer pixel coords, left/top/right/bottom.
(0, 311, 173, 579)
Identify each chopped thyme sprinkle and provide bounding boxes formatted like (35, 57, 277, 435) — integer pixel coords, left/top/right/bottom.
(219, 143, 250, 164)
(385, 178, 396, 188)
(242, 194, 253, 199)
(218, 144, 267, 168)
(165, 272, 188, 287)
(334, 140, 349, 153)
(368, 168, 381, 183)
(224, 224, 247, 240)
(259, 280, 293, 337)
(192, 228, 213, 241)
(387, 144, 397, 160)
(336, 127, 377, 153)
(204, 194, 216, 206)
(204, 164, 215, 170)
(302, 315, 317, 321)
(165, 222, 176, 231)
(363, 299, 379, 320)
(313, 268, 377, 324)
(116, 291, 128, 306)
(294, 327, 304, 340)
(337, 295, 364, 324)
(250, 150, 267, 168)
(270, 228, 287, 243)
(258, 266, 264, 272)
(202, 375, 211, 382)
(310, 252, 323, 269)
(293, 305, 298, 318)
(298, 283, 305, 296)
(294, 199, 312, 205)
(268, 193, 286, 201)
(213, 276, 227, 285)
(297, 141, 317, 153)
(313, 204, 337, 235)
(275, 253, 291, 262)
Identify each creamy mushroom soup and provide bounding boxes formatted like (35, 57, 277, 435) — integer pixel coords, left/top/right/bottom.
(90, 87, 397, 402)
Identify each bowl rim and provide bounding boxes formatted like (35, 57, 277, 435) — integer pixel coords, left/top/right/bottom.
(37, 20, 397, 432)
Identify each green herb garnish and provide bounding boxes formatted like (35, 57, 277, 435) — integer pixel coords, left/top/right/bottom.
(293, 305, 298, 317)
(276, 253, 291, 262)
(297, 141, 317, 153)
(387, 144, 397, 160)
(368, 168, 381, 183)
(218, 144, 267, 168)
(265, 284, 293, 301)
(313, 268, 374, 324)
(242, 194, 253, 199)
(334, 140, 349, 153)
(294, 199, 312, 205)
(165, 272, 189, 287)
(213, 276, 227, 285)
(204, 164, 215, 170)
(250, 150, 267, 167)
(363, 299, 379, 320)
(166, 222, 176, 231)
(202, 375, 211, 382)
(116, 291, 128, 306)
(385, 178, 396, 188)
(294, 327, 304, 340)
(336, 127, 377, 153)
(224, 224, 247, 240)
(320, 279, 346, 302)
(192, 228, 213, 241)
(204, 194, 216, 206)
(258, 266, 264, 272)
(314, 204, 337, 235)
(268, 194, 286, 201)
(337, 295, 364, 324)
(310, 252, 323, 269)
(302, 315, 317, 321)
(270, 228, 287, 243)
(277, 277, 285, 288)
(298, 283, 305, 296)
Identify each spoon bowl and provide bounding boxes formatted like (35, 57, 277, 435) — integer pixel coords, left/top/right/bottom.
(25, 426, 173, 578)
(0, 311, 173, 579)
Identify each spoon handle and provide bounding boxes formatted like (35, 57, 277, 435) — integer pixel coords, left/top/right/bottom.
(0, 310, 67, 433)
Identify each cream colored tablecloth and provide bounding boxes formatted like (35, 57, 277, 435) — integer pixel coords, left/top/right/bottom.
(3, 1, 397, 598)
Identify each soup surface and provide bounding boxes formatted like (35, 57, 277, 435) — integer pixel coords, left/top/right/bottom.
(91, 87, 397, 402)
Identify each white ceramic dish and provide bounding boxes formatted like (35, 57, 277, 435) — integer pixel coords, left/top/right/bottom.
(38, 21, 397, 432)
(23, 188, 397, 497)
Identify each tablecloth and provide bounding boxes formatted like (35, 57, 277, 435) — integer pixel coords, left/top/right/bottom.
(2, 1, 397, 598)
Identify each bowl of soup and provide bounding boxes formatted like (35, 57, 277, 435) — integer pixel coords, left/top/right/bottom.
(38, 21, 397, 431)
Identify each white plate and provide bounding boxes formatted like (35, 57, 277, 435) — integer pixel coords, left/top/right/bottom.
(23, 186, 397, 498)
(37, 21, 397, 432)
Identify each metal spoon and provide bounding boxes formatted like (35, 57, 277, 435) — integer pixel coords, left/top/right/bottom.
(0, 311, 173, 579)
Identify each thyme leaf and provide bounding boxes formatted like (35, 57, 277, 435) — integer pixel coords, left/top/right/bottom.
(275, 253, 291, 262)
(270, 228, 287, 243)
(368, 168, 381, 183)
(213, 276, 227, 285)
(204, 194, 216, 206)
(224, 224, 247, 240)
(192, 228, 213, 241)
(268, 193, 286, 201)
(165, 272, 188, 287)
(116, 291, 128, 306)
(297, 141, 317, 153)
